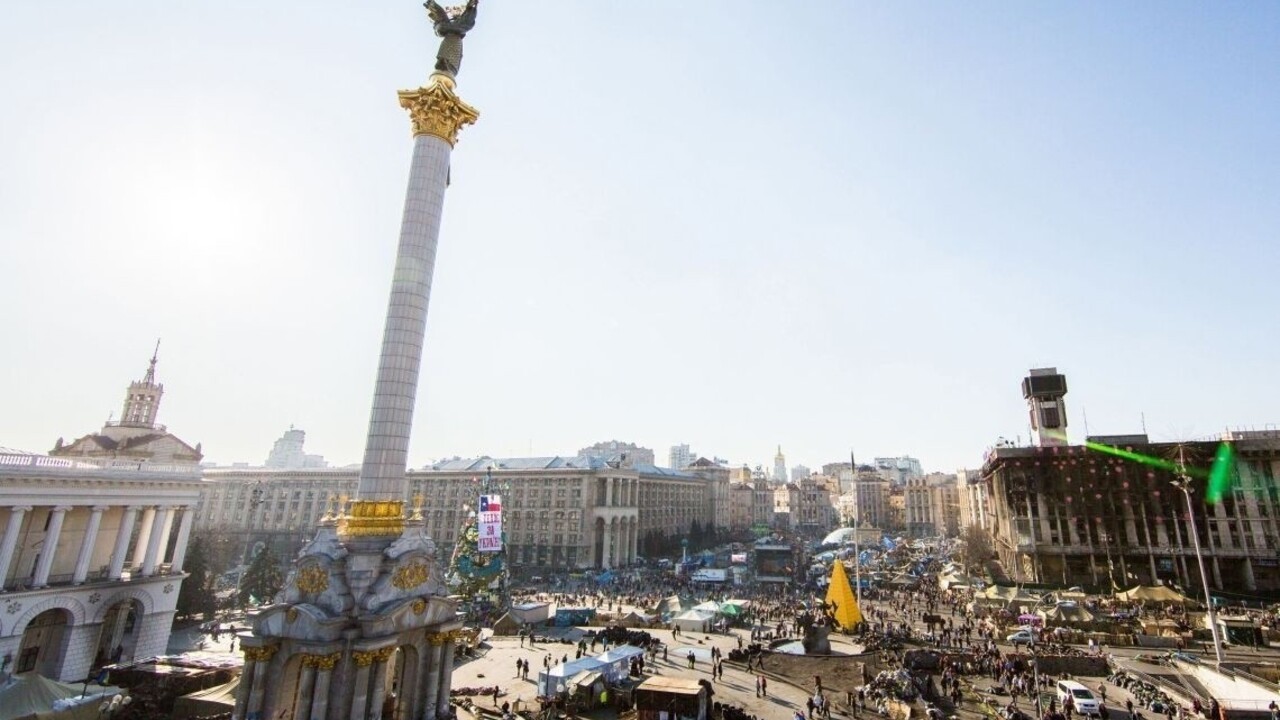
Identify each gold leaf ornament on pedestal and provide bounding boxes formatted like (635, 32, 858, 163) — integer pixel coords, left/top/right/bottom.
(296, 564, 329, 595)
(392, 560, 430, 590)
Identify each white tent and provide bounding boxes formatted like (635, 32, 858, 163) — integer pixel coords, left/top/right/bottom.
(691, 601, 722, 614)
(0, 673, 123, 720)
(672, 609, 716, 632)
(537, 657, 606, 697)
(536, 645, 646, 696)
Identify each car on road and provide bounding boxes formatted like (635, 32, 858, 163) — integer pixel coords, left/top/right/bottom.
(1006, 629, 1037, 646)
(1056, 680, 1101, 715)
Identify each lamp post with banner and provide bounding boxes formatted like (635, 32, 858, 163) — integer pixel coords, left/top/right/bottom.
(1172, 445, 1223, 666)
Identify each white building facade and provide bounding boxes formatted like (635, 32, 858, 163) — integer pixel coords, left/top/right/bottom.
(0, 453, 201, 682)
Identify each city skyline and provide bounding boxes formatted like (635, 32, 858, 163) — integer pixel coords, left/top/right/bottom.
(3, 2, 1278, 472)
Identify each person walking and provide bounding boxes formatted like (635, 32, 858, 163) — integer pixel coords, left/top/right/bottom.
(760, 675, 768, 698)
(756, 675, 763, 698)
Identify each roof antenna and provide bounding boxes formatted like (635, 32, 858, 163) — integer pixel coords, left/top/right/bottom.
(1141, 411, 1148, 437)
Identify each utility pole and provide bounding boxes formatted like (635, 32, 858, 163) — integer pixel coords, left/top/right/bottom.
(850, 451, 862, 612)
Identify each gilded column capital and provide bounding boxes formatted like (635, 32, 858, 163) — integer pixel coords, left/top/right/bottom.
(302, 652, 341, 670)
(427, 629, 462, 646)
(398, 73, 479, 145)
(243, 645, 278, 662)
(353, 648, 392, 667)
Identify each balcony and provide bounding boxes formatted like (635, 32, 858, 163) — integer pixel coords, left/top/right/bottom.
(1, 564, 180, 592)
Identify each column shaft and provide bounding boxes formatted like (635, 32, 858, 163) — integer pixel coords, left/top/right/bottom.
(143, 506, 173, 576)
(0, 506, 32, 589)
(436, 643, 455, 719)
(73, 505, 108, 584)
(33, 505, 71, 587)
(351, 663, 373, 720)
(311, 667, 333, 720)
(131, 506, 157, 567)
(155, 507, 177, 566)
(294, 664, 317, 720)
(369, 658, 390, 720)
(248, 656, 269, 719)
(422, 644, 442, 720)
(355, 132, 455, 502)
(169, 507, 196, 572)
(234, 658, 257, 720)
(109, 506, 140, 580)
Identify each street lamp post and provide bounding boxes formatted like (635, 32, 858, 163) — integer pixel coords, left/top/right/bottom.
(1170, 446, 1224, 664)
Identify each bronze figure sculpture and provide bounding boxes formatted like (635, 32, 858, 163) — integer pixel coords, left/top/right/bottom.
(425, 0, 479, 77)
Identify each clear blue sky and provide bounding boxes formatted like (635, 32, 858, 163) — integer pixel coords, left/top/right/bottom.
(2, 1, 1278, 472)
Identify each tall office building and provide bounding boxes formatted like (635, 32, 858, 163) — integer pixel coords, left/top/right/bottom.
(264, 426, 328, 469)
(668, 443, 694, 470)
(773, 446, 786, 483)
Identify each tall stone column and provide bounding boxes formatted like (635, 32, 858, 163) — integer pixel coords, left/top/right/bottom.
(422, 642, 443, 720)
(436, 640, 456, 720)
(245, 645, 275, 720)
(73, 505, 108, 584)
(234, 657, 257, 720)
(131, 506, 156, 568)
(346, 72, 478, 539)
(294, 660, 317, 720)
(0, 505, 32, 589)
(350, 653, 374, 720)
(143, 506, 173, 576)
(368, 649, 392, 720)
(310, 655, 337, 720)
(155, 506, 177, 566)
(33, 505, 71, 587)
(109, 506, 140, 580)
(169, 506, 196, 572)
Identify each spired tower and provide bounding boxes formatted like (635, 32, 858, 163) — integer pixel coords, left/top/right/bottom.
(235, 4, 481, 720)
(121, 340, 164, 427)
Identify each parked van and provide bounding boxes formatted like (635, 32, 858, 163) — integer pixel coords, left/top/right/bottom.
(1056, 680, 1100, 716)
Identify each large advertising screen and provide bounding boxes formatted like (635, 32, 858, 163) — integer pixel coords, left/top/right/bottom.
(754, 547, 792, 581)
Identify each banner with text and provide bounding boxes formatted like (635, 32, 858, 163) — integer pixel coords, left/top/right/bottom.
(478, 494, 503, 553)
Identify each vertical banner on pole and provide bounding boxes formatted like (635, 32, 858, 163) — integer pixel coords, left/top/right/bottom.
(478, 494, 503, 552)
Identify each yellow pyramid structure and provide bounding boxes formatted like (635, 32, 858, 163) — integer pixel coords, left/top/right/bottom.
(825, 560, 863, 629)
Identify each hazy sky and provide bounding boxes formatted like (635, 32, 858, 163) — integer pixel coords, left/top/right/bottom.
(3, 2, 1278, 473)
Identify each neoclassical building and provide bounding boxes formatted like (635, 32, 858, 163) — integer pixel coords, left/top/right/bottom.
(0, 350, 203, 682)
(198, 457, 714, 573)
(0, 453, 202, 681)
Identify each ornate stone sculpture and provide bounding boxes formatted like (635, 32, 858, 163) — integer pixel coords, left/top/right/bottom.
(426, 0, 480, 77)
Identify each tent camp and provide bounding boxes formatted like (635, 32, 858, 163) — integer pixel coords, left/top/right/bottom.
(510, 602, 553, 625)
(491, 612, 521, 635)
(653, 596, 682, 616)
(172, 676, 240, 720)
(1038, 605, 1096, 624)
(536, 646, 645, 696)
(614, 611, 655, 628)
(0, 673, 124, 720)
(1115, 586, 1192, 604)
(634, 676, 709, 720)
(671, 609, 716, 632)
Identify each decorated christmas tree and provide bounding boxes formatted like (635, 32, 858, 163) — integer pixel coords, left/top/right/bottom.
(446, 511, 506, 600)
